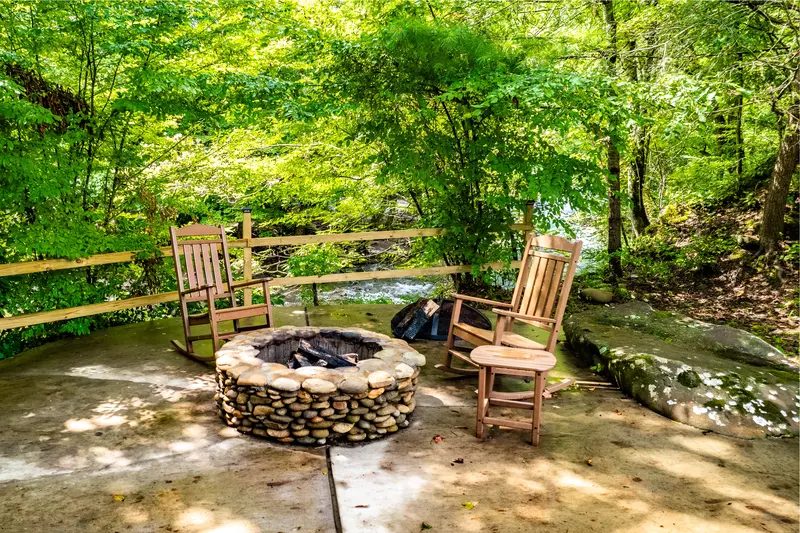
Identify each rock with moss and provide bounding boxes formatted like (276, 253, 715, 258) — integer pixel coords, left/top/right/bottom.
(581, 288, 614, 304)
(564, 301, 799, 438)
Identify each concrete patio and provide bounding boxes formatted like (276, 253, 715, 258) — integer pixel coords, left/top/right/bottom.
(0, 304, 797, 533)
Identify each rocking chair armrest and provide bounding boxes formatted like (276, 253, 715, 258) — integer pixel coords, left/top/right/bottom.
(179, 284, 215, 297)
(452, 293, 512, 308)
(492, 309, 556, 324)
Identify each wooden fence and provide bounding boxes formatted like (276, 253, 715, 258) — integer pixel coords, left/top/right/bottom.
(0, 208, 533, 332)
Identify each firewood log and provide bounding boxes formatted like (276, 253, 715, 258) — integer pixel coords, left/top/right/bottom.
(293, 353, 316, 367)
(398, 299, 440, 340)
(297, 340, 356, 368)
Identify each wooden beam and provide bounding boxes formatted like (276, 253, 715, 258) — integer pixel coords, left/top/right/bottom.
(246, 228, 445, 247)
(265, 261, 520, 287)
(0, 292, 179, 331)
(0, 261, 520, 331)
(0, 226, 533, 278)
(242, 210, 253, 307)
(0, 249, 175, 277)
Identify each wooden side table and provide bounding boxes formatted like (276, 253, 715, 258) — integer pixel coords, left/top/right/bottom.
(470, 345, 557, 446)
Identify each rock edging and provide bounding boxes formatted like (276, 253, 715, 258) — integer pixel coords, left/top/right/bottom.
(214, 326, 425, 445)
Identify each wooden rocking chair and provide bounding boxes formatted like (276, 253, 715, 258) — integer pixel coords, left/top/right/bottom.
(438, 234, 582, 378)
(170, 224, 274, 363)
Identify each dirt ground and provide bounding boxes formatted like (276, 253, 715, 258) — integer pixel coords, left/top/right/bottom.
(0, 304, 796, 532)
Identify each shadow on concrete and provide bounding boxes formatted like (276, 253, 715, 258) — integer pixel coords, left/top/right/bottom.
(0, 304, 796, 533)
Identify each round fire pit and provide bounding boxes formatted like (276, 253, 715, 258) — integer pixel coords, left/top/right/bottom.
(214, 326, 426, 445)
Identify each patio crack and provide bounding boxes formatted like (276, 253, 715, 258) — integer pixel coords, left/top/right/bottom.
(325, 446, 344, 533)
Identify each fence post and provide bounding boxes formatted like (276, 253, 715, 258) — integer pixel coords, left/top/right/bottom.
(242, 207, 253, 306)
(524, 201, 534, 239)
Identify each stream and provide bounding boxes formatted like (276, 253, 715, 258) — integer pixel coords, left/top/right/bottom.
(274, 214, 603, 306)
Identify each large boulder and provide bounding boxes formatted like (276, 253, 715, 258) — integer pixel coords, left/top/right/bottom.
(564, 301, 799, 438)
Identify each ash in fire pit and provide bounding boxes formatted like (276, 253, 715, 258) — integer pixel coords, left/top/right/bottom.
(214, 326, 426, 445)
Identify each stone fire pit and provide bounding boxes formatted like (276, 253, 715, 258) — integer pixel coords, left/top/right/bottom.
(214, 326, 426, 445)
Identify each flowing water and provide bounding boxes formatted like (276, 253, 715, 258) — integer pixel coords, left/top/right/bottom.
(274, 213, 603, 306)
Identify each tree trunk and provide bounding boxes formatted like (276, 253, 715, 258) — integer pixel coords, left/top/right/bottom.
(625, 39, 651, 237)
(759, 100, 799, 256)
(734, 52, 744, 182)
(602, 0, 624, 277)
(629, 127, 651, 236)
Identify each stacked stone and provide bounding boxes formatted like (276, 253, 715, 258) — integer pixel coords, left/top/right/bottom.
(213, 327, 425, 445)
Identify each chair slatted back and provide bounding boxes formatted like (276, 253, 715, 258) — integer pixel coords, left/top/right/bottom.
(170, 224, 237, 305)
(509, 234, 582, 335)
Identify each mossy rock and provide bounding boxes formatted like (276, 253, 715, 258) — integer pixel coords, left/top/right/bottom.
(564, 301, 799, 438)
(581, 288, 614, 304)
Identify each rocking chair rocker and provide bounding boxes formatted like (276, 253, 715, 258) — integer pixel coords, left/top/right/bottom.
(169, 224, 274, 363)
(438, 233, 582, 378)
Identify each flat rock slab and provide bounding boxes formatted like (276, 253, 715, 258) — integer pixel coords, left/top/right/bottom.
(564, 301, 800, 438)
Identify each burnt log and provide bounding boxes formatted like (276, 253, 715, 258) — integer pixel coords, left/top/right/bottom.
(293, 353, 316, 367)
(297, 340, 357, 368)
(339, 352, 358, 364)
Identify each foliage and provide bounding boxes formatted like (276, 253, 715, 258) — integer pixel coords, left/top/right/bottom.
(0, 0, 797, 359)
(327, 20, 618, 273)
(620, 229, 739, 283)
(285, 243, 350, 305)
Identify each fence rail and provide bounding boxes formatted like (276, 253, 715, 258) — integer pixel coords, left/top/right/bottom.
(0, 208, 534, 332)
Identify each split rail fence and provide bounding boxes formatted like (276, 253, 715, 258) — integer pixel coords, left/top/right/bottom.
(0, 208, 533, 332)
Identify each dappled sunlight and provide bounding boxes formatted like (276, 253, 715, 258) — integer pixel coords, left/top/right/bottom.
(94, 397, 148, 413)
(513, 503, 552, 522)
(62, 396, 161, 432)
(167, 438, 212, 453)
(669, 434, 737, 460)
(175, 507, 215, 528)
(183, 424, 209, 439)
(186, 374, 216, 390)
(554, 471, 608, 496)
(119, 506, 150, 525)
(57, 455, 91, 469)
(217, 426, 242, 438)
(327, 379, 799, 533)
(501, 466, 547, 494)
(64, 418, 100, 432)
(202, 521, 260, 533)
(151, 384, 199, 402)
(418, 386, 470, 407)
(89, 446, 131, 467)
(67, 364, 115, 378)
(93, 414, 128, 427)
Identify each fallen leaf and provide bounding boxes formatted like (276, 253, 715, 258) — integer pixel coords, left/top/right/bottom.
(420, 522, 432, 530)
(632, 477, 642, 482)
(112, 494, 125, 502)
(462, 501, 475, 510)
(432, 435, 444, 444)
